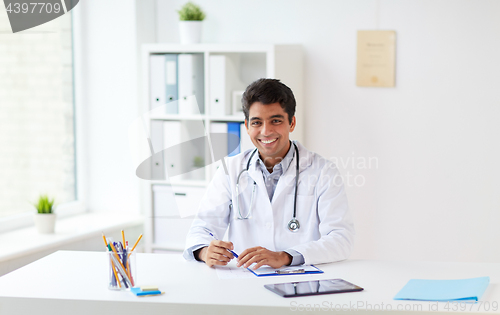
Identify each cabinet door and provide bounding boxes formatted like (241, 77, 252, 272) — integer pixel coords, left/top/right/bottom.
(170, 186, 206, 217)
(152, 185, 206, 250)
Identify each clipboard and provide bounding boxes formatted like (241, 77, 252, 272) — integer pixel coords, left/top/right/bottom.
(247, 265, 323, 277)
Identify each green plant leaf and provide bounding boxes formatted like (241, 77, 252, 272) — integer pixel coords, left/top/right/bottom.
(177, 1, 206, 21)
(34, 194, 54, 214)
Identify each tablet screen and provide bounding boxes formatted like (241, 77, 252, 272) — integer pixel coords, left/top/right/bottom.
(264, 279, 363, 298)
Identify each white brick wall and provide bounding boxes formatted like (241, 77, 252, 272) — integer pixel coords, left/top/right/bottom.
(0, 11, 74, 217)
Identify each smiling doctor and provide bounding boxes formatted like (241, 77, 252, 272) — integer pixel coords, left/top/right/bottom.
(183, 78, 354, 270)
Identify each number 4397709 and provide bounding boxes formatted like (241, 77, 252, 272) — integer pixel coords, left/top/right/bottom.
(443, 301, 498, 312)
(6, 2, 63, 14)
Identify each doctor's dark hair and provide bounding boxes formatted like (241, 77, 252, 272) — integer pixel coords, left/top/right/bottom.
(241, 78, 296, 124)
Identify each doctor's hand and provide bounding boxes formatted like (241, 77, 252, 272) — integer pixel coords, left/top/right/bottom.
(236, 247, 292, 270)
(197, 240, 235, 268)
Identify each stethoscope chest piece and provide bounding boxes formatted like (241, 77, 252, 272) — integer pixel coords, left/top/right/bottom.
(288, 218, 300, 232)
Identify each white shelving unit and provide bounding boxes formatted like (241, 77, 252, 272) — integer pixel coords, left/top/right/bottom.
(141, 44, 303, 253)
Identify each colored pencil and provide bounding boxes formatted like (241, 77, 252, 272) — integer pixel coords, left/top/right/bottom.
(102, 232, 108, 247)
(130, 234, 143, 252)
(121, 230, 126, 248)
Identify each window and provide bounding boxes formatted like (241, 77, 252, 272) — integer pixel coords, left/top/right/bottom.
(0, 11, 75, 218)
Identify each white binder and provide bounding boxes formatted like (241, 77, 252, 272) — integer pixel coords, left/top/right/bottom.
(179, 120, 206, 181)
(165, 54, 179, 114)
(163, 121, 182, 179)
(149, 54, 166, 109)
(150, 120, 165, 180)
(209, 55, 245, 116)
(178, 54, 204, 115)
(210, 122, 228, 176)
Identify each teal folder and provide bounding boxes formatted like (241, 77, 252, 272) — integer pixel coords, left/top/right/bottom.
(394, 277, 490, 302)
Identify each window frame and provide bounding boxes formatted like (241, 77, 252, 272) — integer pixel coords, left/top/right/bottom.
(0, 11, 86, 233)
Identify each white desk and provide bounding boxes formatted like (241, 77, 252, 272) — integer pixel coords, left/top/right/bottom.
(0, 251, 499, 315)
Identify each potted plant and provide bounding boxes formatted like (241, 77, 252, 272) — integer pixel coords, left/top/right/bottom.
(33, 195, 56, 234)
(177, 1, 206, 44)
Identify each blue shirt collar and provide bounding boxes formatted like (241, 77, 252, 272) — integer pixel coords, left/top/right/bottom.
(254, 141, 296, 176)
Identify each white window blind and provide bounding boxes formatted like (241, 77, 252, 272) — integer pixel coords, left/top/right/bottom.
(0, 12, 75, 218)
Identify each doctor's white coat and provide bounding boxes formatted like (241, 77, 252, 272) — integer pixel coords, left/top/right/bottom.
(183, 141, 355, 265)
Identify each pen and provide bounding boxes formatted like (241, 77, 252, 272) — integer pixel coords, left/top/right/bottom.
(112, 242, 128, 288)
(206, 231, 239, 258)
(110, 257, 120, 287)
(103, 233, 121, 288)
(109, 241, 133, 288)
(116, 242, 131, 280)
(275, 269, 305, 274)
(110, 254, 132, 288)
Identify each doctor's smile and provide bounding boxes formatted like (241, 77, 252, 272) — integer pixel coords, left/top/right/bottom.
(259, 138, 277, 144)
(247, 102, 296, 170)
(184, 78, 354, 270)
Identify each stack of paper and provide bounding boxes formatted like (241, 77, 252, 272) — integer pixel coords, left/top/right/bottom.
(394, 277, 490, 302)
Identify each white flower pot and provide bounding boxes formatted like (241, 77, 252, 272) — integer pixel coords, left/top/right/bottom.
(179, 21, 202, 44)
(34, 213, 56, 234)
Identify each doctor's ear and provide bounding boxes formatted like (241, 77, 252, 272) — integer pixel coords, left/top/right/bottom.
(289, 116, 296, 132)
(244, 120, 249, 132)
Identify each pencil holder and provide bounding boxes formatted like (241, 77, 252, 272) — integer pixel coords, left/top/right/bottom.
(108, 250, 136, 291)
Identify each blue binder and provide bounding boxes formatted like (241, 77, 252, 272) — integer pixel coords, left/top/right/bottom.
(227, 122, 241, 157)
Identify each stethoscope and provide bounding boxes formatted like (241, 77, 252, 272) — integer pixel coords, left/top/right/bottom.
(233, 142, 301, 232)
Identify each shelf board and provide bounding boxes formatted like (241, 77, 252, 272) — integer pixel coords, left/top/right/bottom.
(149, 114, 245, 122)
(150, 114, 206, 121)
(143, 43, 276, 54)
(150, 179, 208, 187)
(208, 115, 245, 122)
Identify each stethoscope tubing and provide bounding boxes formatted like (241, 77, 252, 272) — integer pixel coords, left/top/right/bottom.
(234, 142, 300, 232)
(293, 143, 299, 219)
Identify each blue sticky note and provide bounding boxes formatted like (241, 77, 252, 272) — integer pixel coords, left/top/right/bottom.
(130, 287, 163, 296)
(394, 277, 490, 302)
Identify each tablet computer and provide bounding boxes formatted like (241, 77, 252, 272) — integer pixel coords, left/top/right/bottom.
(264, 279, 363, 298)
